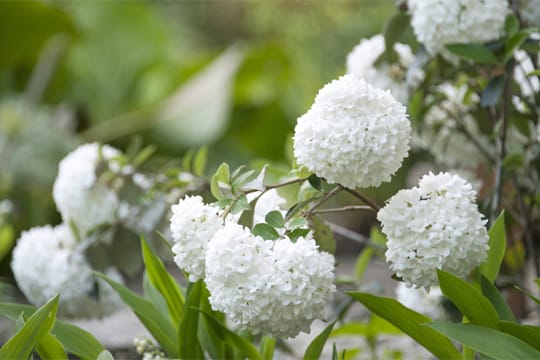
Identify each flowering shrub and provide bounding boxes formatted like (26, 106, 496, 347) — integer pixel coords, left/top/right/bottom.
(2, 1, 540, 359)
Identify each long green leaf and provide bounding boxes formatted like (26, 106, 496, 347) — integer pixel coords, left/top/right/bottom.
(199, 309, 262, 360)
(141, 237, 184, 324)
(348, 292, 460, 359)
(446, 43, 499, 64)
(53, 321, 106, 360)
(97, 350, 115, 360)
(95, 273, 178, 357)
(36, 332, 68, 360)
(480, 275, 516, 322)
(198, 285, 228, 359)
(480, 212, 506, 282)
(437, 270, 500, 329)
(499, 321, 540, 352)
(427, 322, 540, 359)
(303, 321, 335, 360)
(0, 295, 59, 359)
(178, 281, 203, 359)
(260, 336, 276, 360)
(0, 302, 106, 360)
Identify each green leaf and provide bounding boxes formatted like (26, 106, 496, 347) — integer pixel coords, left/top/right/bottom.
(354, 247, 374, 283)
(481, 75, 505, 107)
(265, 210, 284, 228)
(310, 215, 336, 254)
(0, 224, 14, 261)
(499, 321, 540, 351)
(348, 292, 460, 359)
(179, 281, 203, 359)
(230, 194, 251, 214)
(437, 270, 500, 329)
(503, 152, 524, 169)
(307, 174, 323, 191)
(260, 336, 276, 360)
(36, 332, 68, 360)
(446, 43, 499, 64)
(480, 211, 506, 282)
(199, 309, 262, 360)
(0, 295, 59, 359)
(52, 322, 105, 360)
(480, 275, 516, 323)
(505, 14, 520, 37)
(97, 350, 115, 360)
(141, 237, 184, 324)
(193, 146, 208, 177)
(253, 223, 280, 240)
(504, 31, 529, 62)
(514, 285, 540, 305)
(0, 302, 106, 360)
(427, 322, 540, 359)
(210, 162, 230, 201)
(303, 321, 335, 360)
(95, 273, 178, 357)
(132, 145, 156, 168)
(286, 228, 310, 241)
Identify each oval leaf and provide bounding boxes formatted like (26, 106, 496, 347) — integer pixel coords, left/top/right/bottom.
(446, 43, 499, 64)
(303, 321, 335, 360)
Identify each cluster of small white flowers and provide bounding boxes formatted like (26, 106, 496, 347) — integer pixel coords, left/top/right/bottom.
(53, 143, 121, 237)
(293, 75, 411, 189)
(169, 195, 225, 282)
(522, 0, 540, 27)
(205, 222, 335, 338)
(11, 224, 122, 318)
(414, 82, 491, 168)
(408, 0, 508, 60)
(378, 172, 489, 288)
(396, 282, 445, 320)
(346, 34, 418, 103)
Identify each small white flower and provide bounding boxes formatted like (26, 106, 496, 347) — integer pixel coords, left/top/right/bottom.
(408, 0, 508, 61)
(205, 223, 335, 338)
(169, 195, 225, 281)
(378, 172, 489, 288)
(293, 74, 411, 189)
(347, 34, 420, 103)
(53, 143, 121, 237)
(11, 224, 123, 318)
(396, 282, 445, 319)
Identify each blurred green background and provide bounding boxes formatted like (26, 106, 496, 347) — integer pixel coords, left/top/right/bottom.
(0, 1, 395, 273)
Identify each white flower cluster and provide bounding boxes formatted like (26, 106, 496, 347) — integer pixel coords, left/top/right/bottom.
(378, 172, 489, 288)
(293, 75, 411, 189)
(346, 34, 418, 103)
(53, 143, 121, 237)
(11, 225, 122, 318)
(170, 195, 225, 282)
(522, 0, 540, 27)
(205, 223, 335, 338)
(408, 0, 508, 60)
(414, 82, 491, 168)
(396, 282, 445, 320)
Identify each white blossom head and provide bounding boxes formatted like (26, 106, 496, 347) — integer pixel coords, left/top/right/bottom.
(11, 224, 123, 318)
(205, 223, 336, 338)
(378, 172, 489, 288)
(346, 34, 418, 103)
(293, 74, 411, 189)
(53, 143, 121, 237)
(408, 0, 508, 60)
(169, 195, 225, 282)
(396, 282, 445, 319)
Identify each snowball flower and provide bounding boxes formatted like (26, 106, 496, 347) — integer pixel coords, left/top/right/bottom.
(53, 143, 121, 237)
(293, 75, 411, 189)
(169, 195, 225, 281)
(378, 172, 489, 288)
(11, 224, 123, 318)
(347, 34, 419, 103)
(205, 223, 335, 338)
(396, 282, 445, 320)
(408, 0, 508, 60)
